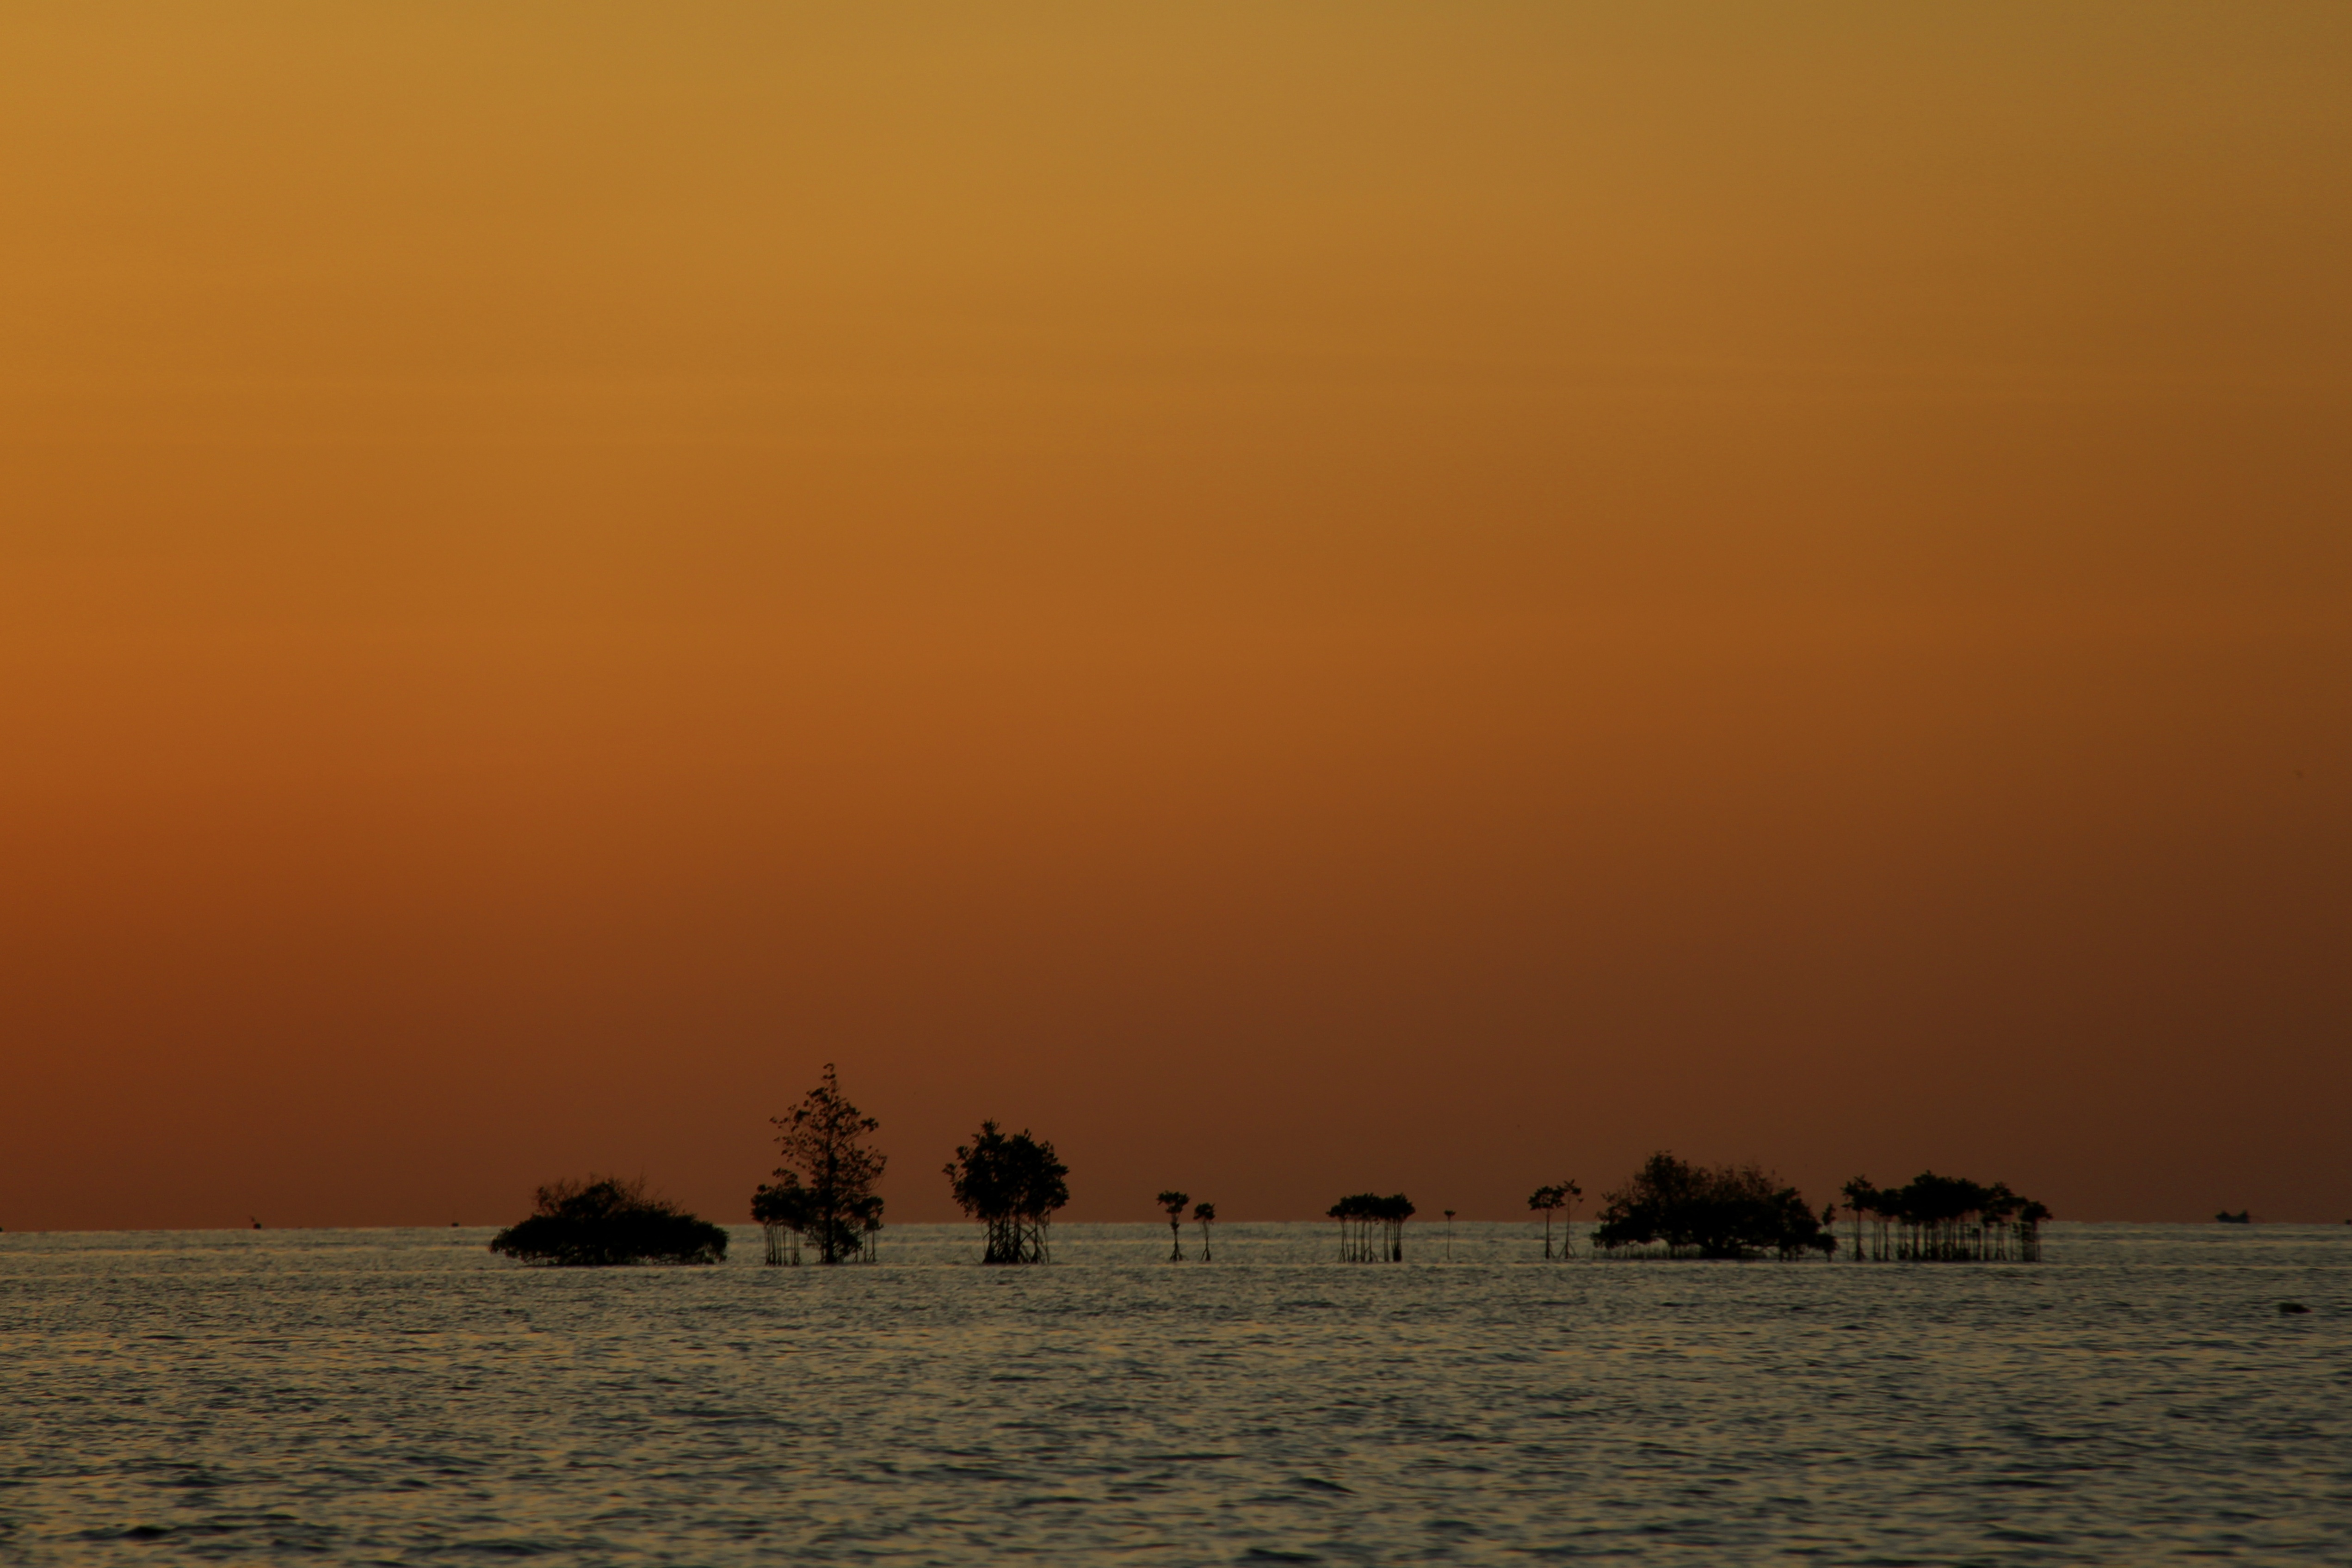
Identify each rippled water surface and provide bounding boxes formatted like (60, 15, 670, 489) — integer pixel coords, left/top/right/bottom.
(3, 1223, 2347, 1564)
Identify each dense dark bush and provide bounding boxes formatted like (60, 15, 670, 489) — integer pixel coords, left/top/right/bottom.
(490, 1176, 728, 1266)
(1592, 1152, 1834, 1260)
(944, 1122, 1069, 1264)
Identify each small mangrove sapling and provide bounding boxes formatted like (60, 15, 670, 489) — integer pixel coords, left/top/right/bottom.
(1157, 1189, 1190, 1261)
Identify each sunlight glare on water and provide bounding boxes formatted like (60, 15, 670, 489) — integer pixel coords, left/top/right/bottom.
(3, 1223, 2347, 1563)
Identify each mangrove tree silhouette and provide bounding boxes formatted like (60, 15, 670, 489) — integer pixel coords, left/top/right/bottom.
(1591, 1153, 1834, 1260)
(1158, 1189, 1189, 1260)
(753, 1063, 888, 1265)
(1527, 1180, 1582, 1259)
(1839, 1173, 2048, 1261)
(1193, 1201, 1216, 1261)
(945, 1121, 1069, 1264)
(1326, 1192, 1414, 1261)
(490, 1176, 727, 1266)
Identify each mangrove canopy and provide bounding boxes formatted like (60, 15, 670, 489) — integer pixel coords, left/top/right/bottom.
(1591, 1153, 1834, 1260)
(490, 1176, 728, 1266)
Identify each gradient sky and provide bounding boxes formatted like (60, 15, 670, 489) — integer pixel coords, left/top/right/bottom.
(4, 3, 2346, 1230)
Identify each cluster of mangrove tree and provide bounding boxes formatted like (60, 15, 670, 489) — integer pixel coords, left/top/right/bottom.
(1838, 1173, 2049, 1262)
(1590, 1152, 1836, 1260)
(489, 1176, 728, 1266)
(490, 1068, 1085, 1267)
(945, 1122, 1071, 1264)
(1327, 1192, 1415, 1261)
(487, 1069, 2065, 1275)
(753, 1063, 888, 1265)
(1157, 1191, 1217, 1260)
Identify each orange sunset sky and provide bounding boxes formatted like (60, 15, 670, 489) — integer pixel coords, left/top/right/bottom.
(3, 3, 2346, 1230)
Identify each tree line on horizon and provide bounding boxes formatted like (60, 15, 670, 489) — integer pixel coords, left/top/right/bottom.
(487, 1073, 2050, 1269)
(1839, 1173, 2050, 1262)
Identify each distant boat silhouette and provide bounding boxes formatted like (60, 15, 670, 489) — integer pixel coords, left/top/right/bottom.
(250, 1216, 263, 1230)
(2215, 1210, 2251, 1224)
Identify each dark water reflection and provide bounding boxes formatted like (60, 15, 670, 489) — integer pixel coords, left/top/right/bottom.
(2, 1223, 2346, 1563)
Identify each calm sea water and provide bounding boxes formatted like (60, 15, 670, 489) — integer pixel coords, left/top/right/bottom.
(1, 1222, 2345, 1564)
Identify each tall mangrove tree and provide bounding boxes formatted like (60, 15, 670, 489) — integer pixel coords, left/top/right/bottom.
(753, 1063, 888, 1265)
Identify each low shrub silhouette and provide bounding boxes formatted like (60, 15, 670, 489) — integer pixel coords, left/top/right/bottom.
(490, 1176, 728, 1266)
(1592, 1152, 1833, 1260)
